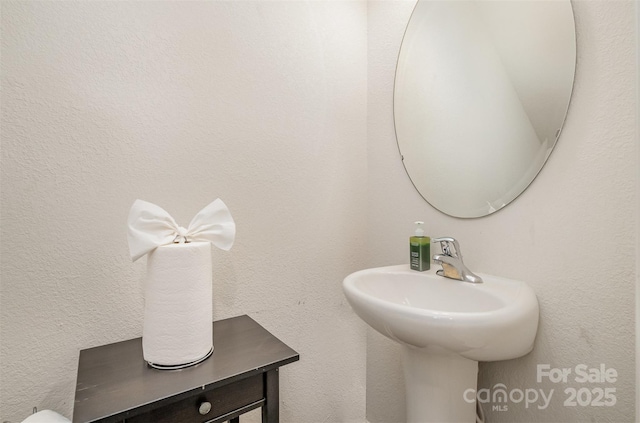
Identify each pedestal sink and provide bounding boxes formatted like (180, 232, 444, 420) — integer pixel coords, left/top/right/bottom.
(343, 264, 539, 423)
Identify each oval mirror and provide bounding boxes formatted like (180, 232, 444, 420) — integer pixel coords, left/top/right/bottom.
(394, 0, 576, 218)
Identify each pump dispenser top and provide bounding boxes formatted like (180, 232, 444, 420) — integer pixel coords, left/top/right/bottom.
(414, 221, 425, 237)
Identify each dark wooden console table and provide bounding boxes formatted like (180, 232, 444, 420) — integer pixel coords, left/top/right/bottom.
(73, 315, 299, 423)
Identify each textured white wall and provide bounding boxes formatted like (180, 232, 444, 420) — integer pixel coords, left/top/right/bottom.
(637, 1, 640, 418)
(2, 1, 637, 423)
(367, 1, 637, 422)
(0, 2, 367, 422)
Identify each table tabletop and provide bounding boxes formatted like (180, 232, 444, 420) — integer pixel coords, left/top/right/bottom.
(73, 315, 299, 423)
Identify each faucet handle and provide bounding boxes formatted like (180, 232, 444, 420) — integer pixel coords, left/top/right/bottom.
(432, 237, 462, 259)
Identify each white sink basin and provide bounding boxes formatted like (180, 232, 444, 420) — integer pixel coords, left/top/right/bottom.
(343, 264, 539, 422)
(343, 264, 539, 361)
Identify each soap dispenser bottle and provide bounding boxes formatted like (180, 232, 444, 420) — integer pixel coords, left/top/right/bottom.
(410, 221, 430, 271)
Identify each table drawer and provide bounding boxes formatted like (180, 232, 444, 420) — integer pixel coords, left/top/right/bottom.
(125, 374, 264, 423)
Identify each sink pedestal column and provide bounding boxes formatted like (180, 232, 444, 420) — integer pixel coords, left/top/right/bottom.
(401, 346, 478, 423)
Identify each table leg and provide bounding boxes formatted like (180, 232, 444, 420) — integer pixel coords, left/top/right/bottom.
(262, 368, 279, 423)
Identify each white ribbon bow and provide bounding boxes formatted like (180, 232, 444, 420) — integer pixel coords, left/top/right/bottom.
(127, 199, 236, 262)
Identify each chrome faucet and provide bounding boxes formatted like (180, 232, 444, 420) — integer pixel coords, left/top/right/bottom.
(432, 237, 483, 284)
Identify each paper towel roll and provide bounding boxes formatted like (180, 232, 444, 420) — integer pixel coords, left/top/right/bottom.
(143, 241, 213, 366)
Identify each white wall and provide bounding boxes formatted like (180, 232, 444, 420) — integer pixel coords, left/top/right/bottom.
(0, 2, 368, 422)
(1, 1, 637, 423)
(367, 1, 637, 422)
(636, 1, 639, 420)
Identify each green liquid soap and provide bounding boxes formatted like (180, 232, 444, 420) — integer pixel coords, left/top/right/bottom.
(410, 221, 430, 272)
